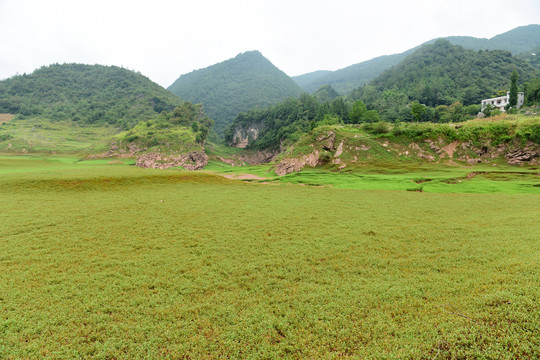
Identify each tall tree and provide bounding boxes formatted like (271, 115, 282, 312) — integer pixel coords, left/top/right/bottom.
(349, 100, 367, 123)
(410, 101, 426, 122)
(509, 70, 519, 108)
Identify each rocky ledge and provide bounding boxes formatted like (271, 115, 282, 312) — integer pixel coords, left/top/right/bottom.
(135, 151, 208, 170)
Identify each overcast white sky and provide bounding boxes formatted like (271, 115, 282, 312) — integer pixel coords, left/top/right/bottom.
(1, 0, 539, 87)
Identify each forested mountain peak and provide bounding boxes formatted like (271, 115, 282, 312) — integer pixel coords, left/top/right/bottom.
(0, 63, 184, 129)
(168, 50, 303, 135)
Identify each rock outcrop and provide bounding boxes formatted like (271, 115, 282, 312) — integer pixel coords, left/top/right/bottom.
(216, 150, 279, 167)
(90, 141, 208, 170)
(317, 131, 336, 151)
(505, 146, 539, 165)
(136, 151, 208, 170)
(230, 122, 264, 148)
(274, 151, 320, 176)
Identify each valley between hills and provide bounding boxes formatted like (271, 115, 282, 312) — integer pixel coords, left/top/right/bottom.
(0, 25, 539, 359)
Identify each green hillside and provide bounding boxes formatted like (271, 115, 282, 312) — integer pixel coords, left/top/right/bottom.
(168, 51, 303, 136)
(274, 118, 540, 172)
(0, 63, 184, 129)
(352, 40, 538, 121)
(370, 40, 536, 105)
(297, 25, 540, 95)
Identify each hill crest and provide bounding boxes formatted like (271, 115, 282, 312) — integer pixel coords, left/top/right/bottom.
(168, 51, 303, 135)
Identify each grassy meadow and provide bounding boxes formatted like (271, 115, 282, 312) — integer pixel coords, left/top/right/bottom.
(205, 160, 540, 194)
(1, 156, 539, 359)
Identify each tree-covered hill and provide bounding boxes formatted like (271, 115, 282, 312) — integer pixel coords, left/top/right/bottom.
(167, 51, 303, 136)
(0, 63, 184, 129)
(351, 40, 538, 121)
(296, 25, 540, 95)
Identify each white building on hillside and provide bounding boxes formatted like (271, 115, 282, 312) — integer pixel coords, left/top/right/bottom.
(481, 92, 524, 112)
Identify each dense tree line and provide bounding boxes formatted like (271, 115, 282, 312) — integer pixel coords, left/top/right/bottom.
(224, 94, 353, 150)
(0, 63, 184, 129)
(524, 76, 540, 105)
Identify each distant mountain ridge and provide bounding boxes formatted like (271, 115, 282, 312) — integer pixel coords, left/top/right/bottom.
(291, 70, 332, 89)
(168, 51, 303, 135)
(294, 24, 540, 94)
(293, 49, 418, 94)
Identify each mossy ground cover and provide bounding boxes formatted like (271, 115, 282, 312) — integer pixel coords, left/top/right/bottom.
(1, 156, 539, 359)
(204, 160, 540, 194)
(274, 165, 540, 194)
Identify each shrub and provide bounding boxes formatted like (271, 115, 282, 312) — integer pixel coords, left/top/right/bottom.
(517, 123, 540, 143)
(319, 150, 333, 164)
(373, 121, 390, 134)
(125, 135, 139, 142)
(362, 121, 390, 135)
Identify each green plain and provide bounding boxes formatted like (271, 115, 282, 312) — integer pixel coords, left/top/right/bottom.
(0, 156, 539, 359)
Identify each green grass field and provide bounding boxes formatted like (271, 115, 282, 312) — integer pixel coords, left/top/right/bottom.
(1, 156, 539, 359)
(204, 160, 540, 194)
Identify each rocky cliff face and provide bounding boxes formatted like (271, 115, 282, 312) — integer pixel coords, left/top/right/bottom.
(230, 122, 264, 148)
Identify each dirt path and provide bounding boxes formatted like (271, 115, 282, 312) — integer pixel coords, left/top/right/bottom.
(222, 173, 267, 180)
(0, 114, 14, 125)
